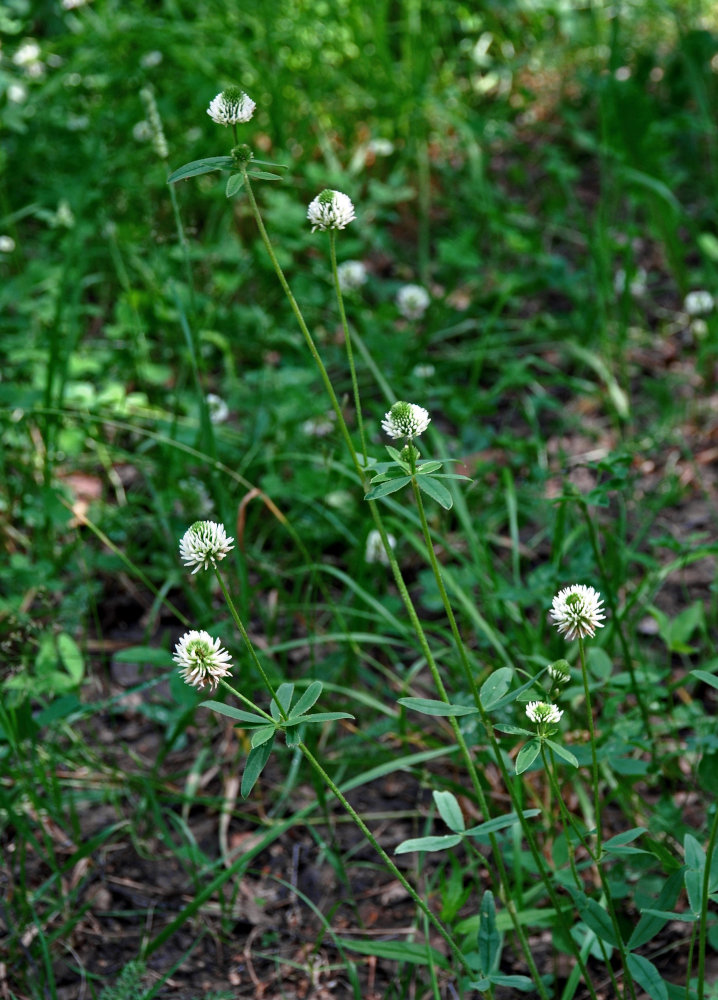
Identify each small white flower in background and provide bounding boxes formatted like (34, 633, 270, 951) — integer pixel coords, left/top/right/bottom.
(550, 585, 606, 641)
(8, 83, 28, 104)
(0, 236, 16, 254)
(526, 701, 563, 725)
(365, 528, 396, 565)
(62, 0, 90, 8)
(206, 393, 229, 424)
(140, 87, 169, 160)
(140, 50, 163, 69)
(179, 521, 234, 574)
(207, 87, 256, 126)
(307, 190, 356, 232)
(547, 663, 571, 685)
(133, 120, 153, 143)
(381, 401, 431, 440)
(173, 630, 232, 690)
(337, 260, 368, 293)
(412, 363, 435, 379)
(613, 267, 647, 298)
(302, 412, 335, 438)
(684, 290, 714, 316)
(396, 284, 430, 320)
(367, 137, 394, 157)
(13, 41, 41, 67)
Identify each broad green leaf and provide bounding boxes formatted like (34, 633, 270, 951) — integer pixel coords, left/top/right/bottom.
(433, 791, 465, 833)
(397, 697, 477, 717)
(489, 672, 542, 713)
(250, 158, 288, 169)
(480, 667, 512, 710)
(415, 461, 443, 474)
(246, 169, 283, 180)
(167, 156, 234, 183)
(477, 890, 500, 974)
(334, 937, 450, 969)
(465, 809, 541, 841)
(395, 834, 462, 854)
(57, 633, 84, 683)
(628, 871, 683, 950)
(626, 953, 668, 1000)
(515, 739, 541, 774)
(284, 711, 354, 726)
(241, 737, 274, 798)
(291, 680, 323, 717)
(385, 446, 405, 463)
(490, 975, 535, 990)
(272, 683, 294, 718)
(225, 173, 245, 197)
(493, 723, 532, 736)
(691, 669, 718, 691)
(571, 889, 619, 946)
(201, 700, 268, 726)
(285, 723, 304, 748)
(468, 978, 491, 991)
(545, 739, 578, 769)
(604, 828, 647, 850)
(251, 725, 276, 748)
(417, 475, 453, 509)
(114, 646, 171, 665)
(364, 476, 412, 500)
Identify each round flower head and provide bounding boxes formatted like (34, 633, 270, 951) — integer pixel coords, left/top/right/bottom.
(396, 284, 430, 321)
(307, 189, 356, 232)
(381, 401, 431, 440)
(179, 521, 235, 574)
(684, 290, 714, 316)
(337, 259, 368, 293)
(206, 393, 229, 424)
(173, 630, 232, 690)
(207, 87, 256, 126)
(526, 701, 563, 725)
(547, 662, 571, 685)
(365, 528, 396, 565)
(550, 585, 606, 641)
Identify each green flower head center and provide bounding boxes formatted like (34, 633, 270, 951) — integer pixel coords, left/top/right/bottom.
(222, 85, 244, 103)
(232, 143, 254, 165)
(566, 594, 582, 609)
(187, 640, 209, 664)
(317, 189, 335, 205)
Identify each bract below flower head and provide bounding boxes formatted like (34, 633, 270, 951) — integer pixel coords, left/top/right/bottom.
(550, 585, 605, 641)
(179, 520, 234, 574)
(307, 189, 356, 232)
(526, 701, 563, 725)
(173, 630, 232, 690)
(381, 401, 431, 440)
(207, 87, 256, 125)
(397, 283, 430, 320)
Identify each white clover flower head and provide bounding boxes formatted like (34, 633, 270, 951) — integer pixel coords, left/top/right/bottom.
(550, 584, 606, 641)
(206, 393, 229, 424)
(365, 528, 396, 565)
(412, 363, 436, 379)
(526, 701, 563, 725)
(396, 284, 431, 320)
(381, 401, 431, 440)
(207, 86, 256, 126)
(0, 236, 16, 254)
(337, 259, 368, 293)
(547, 662, 571, 685)
(179, 520, 234, 574)
(173, 630, 232, 690)
(307, 189, 356, 232)
(684, 290, 714, 316)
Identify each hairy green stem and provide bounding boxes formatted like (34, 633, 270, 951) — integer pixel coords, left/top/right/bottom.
(577, 637, 602, 859)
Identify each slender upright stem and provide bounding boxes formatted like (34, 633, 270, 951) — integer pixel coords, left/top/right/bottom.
(697, 803, 718, 1000)
(297, 740, 471, 976)
(242, 169, 363, 478)
(577, 636, 602, 859)
(329, 231, 368, 464)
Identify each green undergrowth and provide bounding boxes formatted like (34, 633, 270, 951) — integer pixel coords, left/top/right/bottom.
(2, 0, 718, 997)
